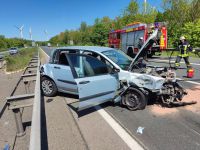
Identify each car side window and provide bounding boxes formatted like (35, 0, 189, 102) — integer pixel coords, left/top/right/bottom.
(83, 51, 114, 72)
(68, 54, 111, 78)
(58, 53, 69, 66)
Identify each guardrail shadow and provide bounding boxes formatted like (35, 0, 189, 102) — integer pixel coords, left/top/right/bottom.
(41, 95, 49, 150)
(57, 92, 115, 117)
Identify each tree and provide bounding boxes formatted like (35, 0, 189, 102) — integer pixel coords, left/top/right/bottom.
(80, 22, 87, 32)
(180, 19, 200, 47)
(155, 11, 165, 22)
(189, 0, 200, 22)
(91, 22, 108, 46)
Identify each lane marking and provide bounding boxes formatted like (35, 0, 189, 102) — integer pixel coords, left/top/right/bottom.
(150, 59, 200, 66)
(95, 106, 144, 150)
(177, 78, 200, 85)
(40, 47, 144, 150)
(39, 47, 50, 60)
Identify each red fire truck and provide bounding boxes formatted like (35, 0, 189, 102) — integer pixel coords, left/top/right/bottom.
(108, 22, 167, 57)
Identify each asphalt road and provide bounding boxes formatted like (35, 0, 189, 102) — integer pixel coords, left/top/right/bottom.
(41, 46, 200, 150)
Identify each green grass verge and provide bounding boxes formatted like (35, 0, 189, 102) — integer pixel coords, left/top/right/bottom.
(5, 47, 38, 72)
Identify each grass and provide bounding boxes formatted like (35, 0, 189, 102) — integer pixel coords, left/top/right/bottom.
(5, 47, 38, 72)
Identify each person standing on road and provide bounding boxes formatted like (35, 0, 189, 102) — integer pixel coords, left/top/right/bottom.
(174, 36, 194, 69)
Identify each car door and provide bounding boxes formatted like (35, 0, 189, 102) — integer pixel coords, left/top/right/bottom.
(67, 54, 119, 111)
(50, 53, 78, 94)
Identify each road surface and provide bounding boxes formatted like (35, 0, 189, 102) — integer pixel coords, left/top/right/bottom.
(41, 46, 200, 150)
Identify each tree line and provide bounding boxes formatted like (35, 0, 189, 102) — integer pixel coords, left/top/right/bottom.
(0, 35, 32, 51)
(49, 0, 200, 48)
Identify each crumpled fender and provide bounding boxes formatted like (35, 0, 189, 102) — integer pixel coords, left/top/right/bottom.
(127, 72, 165, 91)
(40, 64, 55, 81)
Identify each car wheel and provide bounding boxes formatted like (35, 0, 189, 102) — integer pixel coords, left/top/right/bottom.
(124, 87, 147, 111)
(41, 77, 57, 97)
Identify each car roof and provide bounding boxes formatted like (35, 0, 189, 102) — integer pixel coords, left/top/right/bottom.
(55, 46, 114, 53)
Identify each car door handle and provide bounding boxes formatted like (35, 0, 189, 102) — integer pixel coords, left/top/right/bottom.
(79, 81, 90, 84)
(54, 66, 61, 69)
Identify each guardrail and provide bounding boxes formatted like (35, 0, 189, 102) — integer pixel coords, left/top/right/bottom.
(29, 53, 41, 150)
(4, 52, 41, 150)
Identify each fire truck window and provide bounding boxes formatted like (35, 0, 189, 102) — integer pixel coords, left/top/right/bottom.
(113, 33, 116, 39)
(117, 33, 120, 39)
(127, 32, 135, 46)
(135, 30, 145, 48)
(121, 33, 127, 53)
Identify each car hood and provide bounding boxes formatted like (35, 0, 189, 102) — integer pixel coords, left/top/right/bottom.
(128, 29, 158, 71)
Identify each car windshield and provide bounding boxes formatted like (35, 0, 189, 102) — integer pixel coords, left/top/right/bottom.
(102, 49, 132, 70)
(10, 48, 17, 50)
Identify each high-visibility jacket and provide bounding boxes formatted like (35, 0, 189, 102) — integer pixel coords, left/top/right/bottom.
(178, 41, 192, 57)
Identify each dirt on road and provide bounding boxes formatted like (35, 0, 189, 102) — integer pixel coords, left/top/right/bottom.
(150, 85, 200, 116)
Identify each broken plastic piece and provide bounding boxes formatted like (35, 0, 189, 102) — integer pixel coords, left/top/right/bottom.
(137, 126, 145, 134)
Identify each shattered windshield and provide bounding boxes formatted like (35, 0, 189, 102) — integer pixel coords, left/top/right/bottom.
(102, 49, 132, 70)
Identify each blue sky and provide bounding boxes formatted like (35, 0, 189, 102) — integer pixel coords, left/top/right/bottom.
(0, 0, 162, 41)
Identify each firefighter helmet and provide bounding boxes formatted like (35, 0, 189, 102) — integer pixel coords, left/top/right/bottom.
(150, 25, 154, 29)
(180, 36, 185, 40)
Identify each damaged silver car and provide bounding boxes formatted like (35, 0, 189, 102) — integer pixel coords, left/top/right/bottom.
(40, 29, 189, 111)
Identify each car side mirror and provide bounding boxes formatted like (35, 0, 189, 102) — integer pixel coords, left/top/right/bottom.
(111, 68, 120, 73)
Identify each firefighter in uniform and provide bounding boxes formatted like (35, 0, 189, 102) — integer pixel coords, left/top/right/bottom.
(148, 25, 155, 36)
(175, 36, 193, 69)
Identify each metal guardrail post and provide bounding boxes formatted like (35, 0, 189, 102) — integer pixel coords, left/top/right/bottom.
(13, 108, 26, 137)
(29, 52, 41, 150)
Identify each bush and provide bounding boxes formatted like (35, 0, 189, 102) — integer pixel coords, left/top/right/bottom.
(5, 47, 37, 72)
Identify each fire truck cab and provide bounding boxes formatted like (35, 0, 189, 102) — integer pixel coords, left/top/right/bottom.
(108, 29, 121, 49)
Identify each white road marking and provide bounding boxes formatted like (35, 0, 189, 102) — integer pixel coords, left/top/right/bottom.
(39, 47, 50, 60)
(40, 47, 144, 150)
(177, 78, 200, 85)
(151, 59, 200, 66)
(95, 106, 144, 150)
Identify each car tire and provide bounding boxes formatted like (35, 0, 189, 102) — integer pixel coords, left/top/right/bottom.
(41, 76, 57, 97)
(124, 87, 147, 111)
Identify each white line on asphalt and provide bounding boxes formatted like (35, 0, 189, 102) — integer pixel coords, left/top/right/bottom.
(39, 47, 50, 61)
(177, 78, 200, 85)
(95, 106, 144, 150)
(151, 59, 200, 66)
(40, 47, 144, 150)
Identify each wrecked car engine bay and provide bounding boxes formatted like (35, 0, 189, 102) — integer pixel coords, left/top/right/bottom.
(118, 60, 197, 111)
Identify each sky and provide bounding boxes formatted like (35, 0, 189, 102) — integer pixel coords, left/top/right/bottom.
(0, 0, 162, 41)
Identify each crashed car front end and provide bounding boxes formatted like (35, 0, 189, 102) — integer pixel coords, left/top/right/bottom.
(118, 67, 188, 110)
(116, 29, 191, 110)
